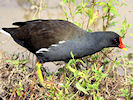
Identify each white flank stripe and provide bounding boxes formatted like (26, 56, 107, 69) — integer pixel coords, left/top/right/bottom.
(51, 44, 58, 47)
(59, 40, 66, 44)
(0, 29, 11, 37)
(36, 48, 49, 53)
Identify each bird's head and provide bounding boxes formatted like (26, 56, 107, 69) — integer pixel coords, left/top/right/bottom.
(104, 31, 127, 51)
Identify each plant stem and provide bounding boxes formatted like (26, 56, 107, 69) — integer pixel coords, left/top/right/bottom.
(68, 2, 74, 21)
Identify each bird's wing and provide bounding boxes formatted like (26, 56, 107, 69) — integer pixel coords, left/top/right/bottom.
(8, 20, 86, 53)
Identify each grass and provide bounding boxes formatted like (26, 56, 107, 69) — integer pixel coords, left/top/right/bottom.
(0, 0, 133, 99)
(0, 49, 132, 99)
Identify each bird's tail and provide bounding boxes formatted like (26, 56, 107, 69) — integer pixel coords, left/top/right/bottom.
(0, 28, 17, 37)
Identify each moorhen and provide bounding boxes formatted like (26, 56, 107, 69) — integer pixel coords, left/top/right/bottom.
(1, 19, 127, 82)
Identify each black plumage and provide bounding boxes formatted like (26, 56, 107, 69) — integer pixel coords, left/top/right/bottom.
(2, 19, 126, 63)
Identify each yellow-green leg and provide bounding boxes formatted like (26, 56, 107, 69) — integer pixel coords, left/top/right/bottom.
(36, 62, 45, 86)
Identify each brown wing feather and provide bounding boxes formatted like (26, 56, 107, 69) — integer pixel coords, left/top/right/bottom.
(13, 20, 86, 53)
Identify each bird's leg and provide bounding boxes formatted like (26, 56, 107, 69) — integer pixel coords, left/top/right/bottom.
(36, 62, 56, 87)
(36, 62, 44, 85)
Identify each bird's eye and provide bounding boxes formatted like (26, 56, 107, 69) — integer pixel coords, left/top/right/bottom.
(114, 39, 117, 43)
(112, 38, 118, 44)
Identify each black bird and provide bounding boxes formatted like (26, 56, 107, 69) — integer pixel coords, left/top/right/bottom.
(2, 20, 126, 63)
(1, 19, 127, 82)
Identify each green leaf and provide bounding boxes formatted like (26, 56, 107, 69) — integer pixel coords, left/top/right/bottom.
(76, 82, 89, 95)
(103, 7, 108, 13)
(114, 0, 120, 5)
(17, 91, 21, 96)
(74, 70, 79, 77)
(109, 21, 118, 27)
(70, 51, 74, 59)
(75, 5, 82, 14)
(6, 60, 19, 65)
(122, 18, 127, 26)
(71, 0, 76, 5)
(67, 59, 74, 66)
(19, 87, 23, 91)
(21, 59, 28, 64)
(63, 0, 69, 3)
(84, 1, 89, 7)
(88, 29, 92, 32)
(99, 66, 103, 73)
(130, 78, 133, 85)
(19, 81, 22, 87)
(75, 5, 81, 10)
(102, 73, 108, 78)
(87, 83, 93, 89)
(128, 24, 132, 28)
(110, 7, 119, 16)
(9, 89, 13, 92)
(99, 2, 107, 6)
(94, 95, 98, 100)
(60, 18, 66, 20)
(82, 80, 86, 87)
(128, 33, 133, 37)
(73, 21, 82, 27)
(99, 97, 104, 100)
(75, 59, 85, 65)
(121, 89, 129, 96)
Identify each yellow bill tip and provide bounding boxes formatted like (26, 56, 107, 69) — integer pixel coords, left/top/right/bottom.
(122, 48, 127, 51)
